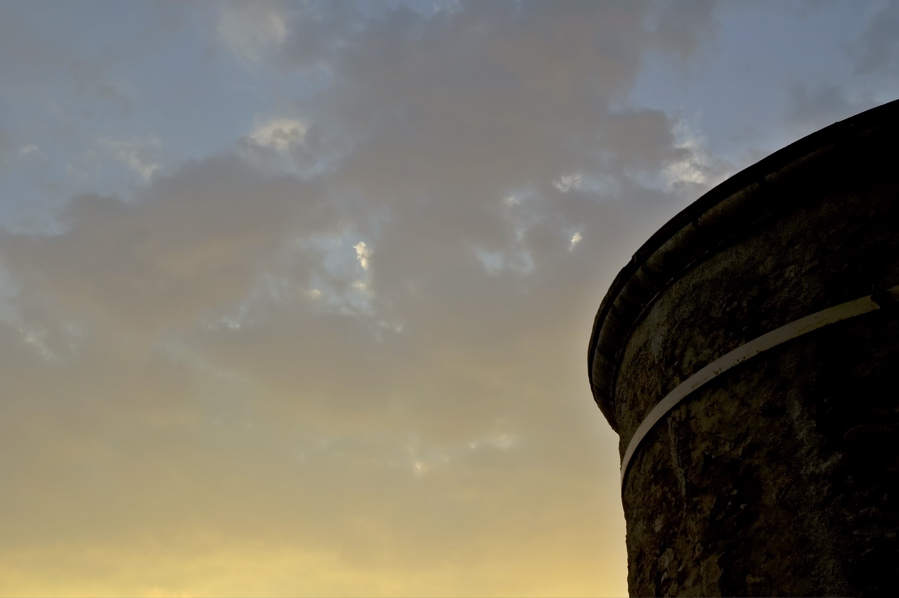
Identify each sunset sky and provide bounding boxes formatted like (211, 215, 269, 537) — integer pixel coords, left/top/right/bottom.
(0, 1, 897, 596)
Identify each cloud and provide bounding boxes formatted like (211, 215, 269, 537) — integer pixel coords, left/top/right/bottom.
(98, 136, 161, 182)
(569, 231, 583, 251)
(353, 241, 371, 270)
(17, 144, 42, 158)
(1, 0, 723, 479)
(553, 174, 582, 193)
(0, 1, 726, 594)
(661, 116, 728, 190)
(247, 117, 307, 152)
(239, 116, 321, 176)
(216, 2, 289, 65)
(0, 155, 332, 346)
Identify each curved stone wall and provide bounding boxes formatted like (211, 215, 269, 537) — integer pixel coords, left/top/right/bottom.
(588, 100, 899, 596)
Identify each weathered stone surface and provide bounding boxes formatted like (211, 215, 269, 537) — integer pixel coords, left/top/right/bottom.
(588, 100, 899, 596)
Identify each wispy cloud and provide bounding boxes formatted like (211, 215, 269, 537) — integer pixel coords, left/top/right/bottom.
(99, 136, 161, 182)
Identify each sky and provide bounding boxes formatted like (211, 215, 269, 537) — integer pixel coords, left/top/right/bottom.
(0, 1, 897, 596)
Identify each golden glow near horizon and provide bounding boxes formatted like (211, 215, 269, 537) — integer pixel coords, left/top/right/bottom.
(0, 1, 896, 596)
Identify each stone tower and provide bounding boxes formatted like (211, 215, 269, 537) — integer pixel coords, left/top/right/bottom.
(587, 100, 899, 596)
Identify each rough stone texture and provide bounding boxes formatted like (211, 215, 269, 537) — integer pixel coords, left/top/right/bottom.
(622, 319, 899, 596)
(589, 101, 899, 596)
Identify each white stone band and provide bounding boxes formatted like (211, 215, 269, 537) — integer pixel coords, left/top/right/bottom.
(620, 285, 899, 487)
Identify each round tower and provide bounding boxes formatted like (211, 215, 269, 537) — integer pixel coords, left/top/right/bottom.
(588, 100, 899, 596)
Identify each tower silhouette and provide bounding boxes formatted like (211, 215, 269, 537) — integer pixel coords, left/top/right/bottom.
(588, 100, 899, 596)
